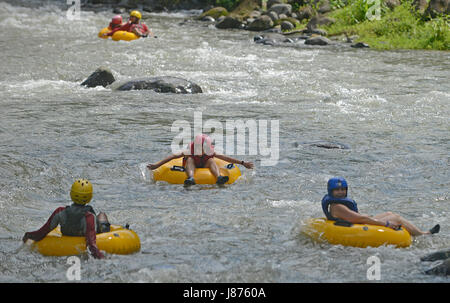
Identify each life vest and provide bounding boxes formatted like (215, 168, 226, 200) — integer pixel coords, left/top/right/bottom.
(321, 195, 358, 221)
(59, 204, 97, 236)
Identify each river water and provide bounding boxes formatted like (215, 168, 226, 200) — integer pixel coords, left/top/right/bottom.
(0, 1, 449, 282)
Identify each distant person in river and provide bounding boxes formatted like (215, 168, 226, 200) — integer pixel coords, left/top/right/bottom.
(322, 177, 440, 236)
(103, 10, 153, 38)
(108, 15, 124, 30)
(147, 134, 254, 186)
(22, 179, 111, 259)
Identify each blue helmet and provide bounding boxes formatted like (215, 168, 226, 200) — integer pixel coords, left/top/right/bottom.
(327, 177, 348, 197)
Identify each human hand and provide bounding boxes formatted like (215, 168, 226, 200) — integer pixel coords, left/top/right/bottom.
(243, 161, 254, 169)
(147, 163, 158, 170)
(386, 221, 401, 230)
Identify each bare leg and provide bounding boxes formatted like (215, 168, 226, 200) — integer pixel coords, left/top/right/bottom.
(97, 212, 110, 233)
(204, 158, 220, 179)
(373, 212, 427, 236)
(185, 157, 195, 178)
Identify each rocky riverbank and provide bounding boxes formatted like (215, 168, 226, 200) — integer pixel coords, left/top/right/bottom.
(83, 0, 448, 50)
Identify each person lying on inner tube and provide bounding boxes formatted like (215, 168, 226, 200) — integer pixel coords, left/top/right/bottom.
(103, 10, 154, 38)
(147, 134, 254, 186)
(322, 177, 440, 236)
(22, 179, 111, 259)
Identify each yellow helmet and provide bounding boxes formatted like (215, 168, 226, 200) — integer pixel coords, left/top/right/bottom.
(130, 10, 142, 20)
(70, 179, 93, 205)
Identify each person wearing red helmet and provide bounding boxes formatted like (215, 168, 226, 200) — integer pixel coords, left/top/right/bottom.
(147, 134, 254, 186)
(108, 15, 123, 30)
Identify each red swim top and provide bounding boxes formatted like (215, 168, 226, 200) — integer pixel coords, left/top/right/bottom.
(184, 134, 215, 168)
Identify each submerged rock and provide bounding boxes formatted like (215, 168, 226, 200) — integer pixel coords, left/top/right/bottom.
(425, 259, 450, 276)
(421, 249, 450, 261)
(254, 33, 293, 45)
(116, 76, 202, 94)
(351, 42, 370, 48)
(81, 67, 115, 88)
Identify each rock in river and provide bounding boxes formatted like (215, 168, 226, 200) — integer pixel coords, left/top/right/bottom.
(116, 76, 203, 94)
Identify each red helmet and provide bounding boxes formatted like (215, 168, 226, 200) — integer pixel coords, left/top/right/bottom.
(191, 134, 214, 156)
(111, 15, 122, 25)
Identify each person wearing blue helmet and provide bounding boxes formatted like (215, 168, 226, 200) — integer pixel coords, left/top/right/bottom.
(322, 177, 440, 236)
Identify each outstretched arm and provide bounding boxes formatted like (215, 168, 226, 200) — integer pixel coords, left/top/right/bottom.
(23, 207, 65, 242)
(330, 204, 400, 230)
(214, 153, 254, 169)
(147, 151, 186, 170)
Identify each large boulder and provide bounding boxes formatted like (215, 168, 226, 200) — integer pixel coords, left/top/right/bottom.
(305, 35, 331, 45)
(267, 11, 279, 22)
(281, 20, 295, 31)
(216, 16, 244, 29)
(116, 77, 202, 94)
(297, 6, 314, 21)
(268, 4, 292, 16)
(198, 7, 228, 20)
(247, 15, 274, 31)
(81, 67, 115, 88)
(426, 0, 450, 18)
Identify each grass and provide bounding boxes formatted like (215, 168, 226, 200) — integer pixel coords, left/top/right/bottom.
(322, 0, 450, 50)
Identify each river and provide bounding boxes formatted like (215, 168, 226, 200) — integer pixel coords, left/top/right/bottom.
(0, 0, 449, 282)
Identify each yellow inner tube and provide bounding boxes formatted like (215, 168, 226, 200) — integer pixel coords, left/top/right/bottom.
(98, 27, 110, 39)
(32, 225, 141, 256)
(152, 158, 241, 185)
(111, 30, 139, 41)
(302, 218, 412, 248)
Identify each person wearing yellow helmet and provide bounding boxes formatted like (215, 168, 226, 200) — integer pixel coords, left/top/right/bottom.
(22, 179, 110, 259)
(105, 10, 154, 38)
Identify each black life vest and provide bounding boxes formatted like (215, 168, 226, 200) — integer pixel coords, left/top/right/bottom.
(59, 204, 96, 236)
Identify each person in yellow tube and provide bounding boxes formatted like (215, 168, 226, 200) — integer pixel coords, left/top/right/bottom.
(322, 177, 440, 236)
(103, 10, 153, 38)
(147, 134, 254, 186)
(22, 179, 110, 259)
